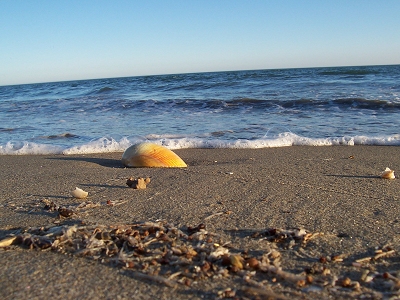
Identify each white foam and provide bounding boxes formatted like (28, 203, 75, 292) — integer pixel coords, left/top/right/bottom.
(1, 133, 400, 155)
(0, 141, 64, 155)
(62, 136, 132, 154)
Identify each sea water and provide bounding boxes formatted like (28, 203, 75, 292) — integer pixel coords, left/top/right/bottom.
(1, 65, 399, 155)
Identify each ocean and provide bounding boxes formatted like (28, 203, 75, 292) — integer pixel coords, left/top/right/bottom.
(1, 65, 399, 155)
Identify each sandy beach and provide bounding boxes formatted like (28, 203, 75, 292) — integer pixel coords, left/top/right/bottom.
(1, 146, 399, 299)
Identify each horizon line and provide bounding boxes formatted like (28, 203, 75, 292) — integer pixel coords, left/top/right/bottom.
(1, 63, 399, 87)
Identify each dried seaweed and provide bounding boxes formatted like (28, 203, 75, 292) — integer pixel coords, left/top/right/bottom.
(41, 198, 101, 219)
(1, 222, 399, 298)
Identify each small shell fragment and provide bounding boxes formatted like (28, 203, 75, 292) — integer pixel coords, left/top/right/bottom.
(381, 167, 395, 180)
(230, 255, 244, 270)
(0, 236, 17, 247)
(71, 187, 89, 199)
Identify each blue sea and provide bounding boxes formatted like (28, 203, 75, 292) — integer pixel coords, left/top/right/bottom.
(1, 65, 400, 155)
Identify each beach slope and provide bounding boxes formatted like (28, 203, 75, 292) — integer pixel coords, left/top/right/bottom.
(1, 146, 399, 299)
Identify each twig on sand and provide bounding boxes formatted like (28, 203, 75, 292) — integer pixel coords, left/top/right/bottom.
(242, 279, 288, 300)
(374, 250, 395, 260)
(204, 212, 224, 221)
(130, 271, 177, 288)
(168, 271, 182, 280)
(112, 200, 129, 206)
(243, 287, 287, 299)
(355, 249, 396, 263)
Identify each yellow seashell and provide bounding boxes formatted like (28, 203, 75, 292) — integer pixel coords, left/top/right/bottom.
(71, 187, 89, 199)
(381, 167, 395, 179)
(121, 143, 187, 168)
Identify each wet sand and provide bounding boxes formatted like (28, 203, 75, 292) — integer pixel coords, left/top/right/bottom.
(0, 146, 399, 299)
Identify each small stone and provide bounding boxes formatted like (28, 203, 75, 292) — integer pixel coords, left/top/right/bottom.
(246, 257, 259, 269)
(126, 177, 151, 189)
(58, 207, 74, 218)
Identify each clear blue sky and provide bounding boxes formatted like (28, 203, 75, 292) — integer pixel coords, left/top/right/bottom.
(1, 0, 399, 86)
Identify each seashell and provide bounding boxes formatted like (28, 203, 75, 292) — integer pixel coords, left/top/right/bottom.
(121, 143, 187, 168)
(381, 167, 395, 179)
(71, 187, 89, 199)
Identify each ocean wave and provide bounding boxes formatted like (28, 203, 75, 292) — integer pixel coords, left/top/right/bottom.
(1, 133, 399, 155)
(331, 98, 400, 110)
(0, 127, 15, 132)
(168, 97, 400, 111)
(319, 69, 377, 76)
(318, 67, 383, 76)
(38, 132, 79, 139)
(1, 66, 399, 156)
(96, 87, 115, 93)
(92, 97, 400, 112)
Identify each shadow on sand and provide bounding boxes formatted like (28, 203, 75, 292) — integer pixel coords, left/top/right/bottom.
(47, 156, 123, 168)
(324, 174, 380, 179)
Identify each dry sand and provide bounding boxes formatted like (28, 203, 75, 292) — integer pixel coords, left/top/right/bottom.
(0, 146, 399, 299)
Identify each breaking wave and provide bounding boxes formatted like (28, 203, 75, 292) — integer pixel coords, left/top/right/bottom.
(1, 133, 400, 155)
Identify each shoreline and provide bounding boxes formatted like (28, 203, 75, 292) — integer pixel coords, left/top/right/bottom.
(1, 146, 399, 299)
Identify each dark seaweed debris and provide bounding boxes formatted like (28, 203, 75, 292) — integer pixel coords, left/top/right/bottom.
(1, 222, 399, 299)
